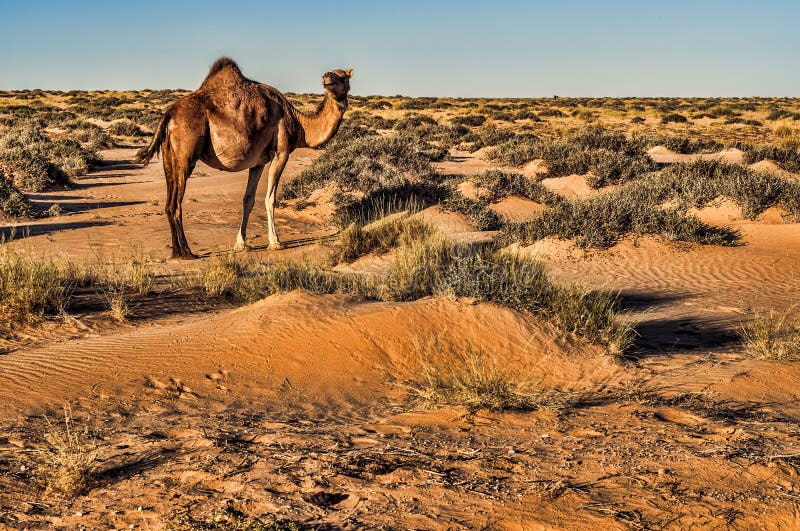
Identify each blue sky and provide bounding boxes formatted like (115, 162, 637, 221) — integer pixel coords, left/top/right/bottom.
(1, 1, 797, 96)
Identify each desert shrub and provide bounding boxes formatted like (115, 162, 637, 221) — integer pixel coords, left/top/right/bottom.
(645, 134, 723, 154)
(404, 343, 572, 412)
(766, 109, 800, 121)
(396, 97, 438, 110)
(283, 132, 445, 204)
(489, 111, 514, 121)
(655, 160, 800, 219)
(330, 181, 448, 228)
(630, 116, 645, 124)
(468, 169, 562, 206)
(739, 307, 800, 361)
(485, 129, 655, 187)
(472, 125, 518, 150)
(451, 114, 487, 127)
(501, 196, 737, 249)
(394, 113, 438, 131)
(366, 100, 392, 110)
(483, 136, 540, 166)
(514, 110, 541, 121)
(107, 120, 147, 137)
(735, 142, 800, 172)
(724, 117, 763, 126)
(0, 169, 34, 218)
(345, 110, 396, 130)
(0, 123, 96, 191)
(69, 122, 114, 150)
(538, 108, 566, 118)
(661, 113, 689, 124)
(440, 191, 503, 230)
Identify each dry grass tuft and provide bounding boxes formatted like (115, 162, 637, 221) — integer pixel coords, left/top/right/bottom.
(739, 307, 800, 361)
(0, 247, 93, 331)
(33, 405, 98, 497)
(403, 342, 573, 412)
(331, 215, 434, 264)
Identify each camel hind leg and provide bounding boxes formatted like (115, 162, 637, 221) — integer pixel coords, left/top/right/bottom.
(163, 137, 200, 259)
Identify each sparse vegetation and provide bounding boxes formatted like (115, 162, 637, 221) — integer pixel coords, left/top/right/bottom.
(403, 343, 573, 412)
(330, 215, 434, 264)
(484, 127, 656, 187)
(739, 307, 800, 361)
(501, 188, 739, 249)
(202, 231, 631, 351)
(33, 405, 98, 497)
(0, 248, 90, 329)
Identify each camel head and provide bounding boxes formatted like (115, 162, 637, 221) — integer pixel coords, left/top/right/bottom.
(322, 68, 353, 101)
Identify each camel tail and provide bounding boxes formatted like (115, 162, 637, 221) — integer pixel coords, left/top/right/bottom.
(134, 112, 170, 165)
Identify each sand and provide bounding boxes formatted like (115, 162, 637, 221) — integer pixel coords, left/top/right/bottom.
(2, 146, 800, 529)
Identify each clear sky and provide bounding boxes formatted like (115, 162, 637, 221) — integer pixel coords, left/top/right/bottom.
(1, 0, 797, 97)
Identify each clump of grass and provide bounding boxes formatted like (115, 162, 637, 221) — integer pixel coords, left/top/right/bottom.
(0, 247, 92, 330)
(331, 215, 434, 264)
(403, 343, 573, 412)
(739, 307, 800, 361)
(68, 121, 114, 150)
(33, 405, 98, 497)
(643, 134, 723, 154)
(103, 288, 130, 322)
(122, 247, 157, 295)
(329, 181, 446, 228)
(451, 114, 487, 126)
(201, 253, 371, 303)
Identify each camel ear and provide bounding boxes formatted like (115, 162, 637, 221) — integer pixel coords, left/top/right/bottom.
(345, 68, 354, 78)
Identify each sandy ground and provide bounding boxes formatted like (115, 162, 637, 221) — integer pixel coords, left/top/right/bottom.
(2, 147, 800, 529)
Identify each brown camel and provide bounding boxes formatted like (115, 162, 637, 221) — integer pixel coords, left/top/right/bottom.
(135, 57, 352, 258)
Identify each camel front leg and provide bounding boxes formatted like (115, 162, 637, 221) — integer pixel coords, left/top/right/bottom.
(235, 165, 265, 250)
(265, 151, 289, 250)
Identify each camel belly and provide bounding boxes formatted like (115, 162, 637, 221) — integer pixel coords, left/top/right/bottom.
(207, 126, 271, 171)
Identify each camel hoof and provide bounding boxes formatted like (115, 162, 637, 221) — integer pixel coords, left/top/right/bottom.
(171, 250, 198, 260)
(267, 241, 285, 251)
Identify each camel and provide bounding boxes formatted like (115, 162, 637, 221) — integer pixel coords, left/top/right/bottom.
(134, 57, 353, 258)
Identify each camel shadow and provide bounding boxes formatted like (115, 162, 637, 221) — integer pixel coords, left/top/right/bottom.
(0, 220, 114, 240)
(615, 289, 692, 312)
(629, 315, 741, 358)
(194, 233, 340, 258)
(31, 200, 146, 215)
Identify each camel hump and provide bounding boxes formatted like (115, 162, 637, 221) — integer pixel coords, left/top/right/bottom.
(202, 57, 248, 86)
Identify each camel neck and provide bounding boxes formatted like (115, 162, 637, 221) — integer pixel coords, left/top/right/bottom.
(296, 95, 346, 148)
